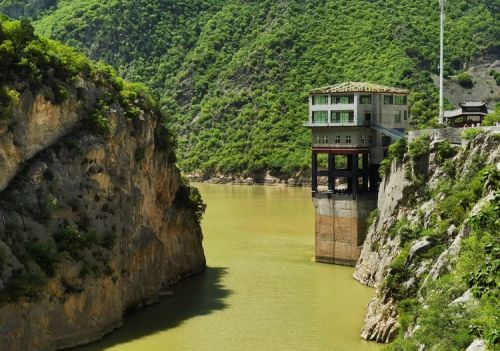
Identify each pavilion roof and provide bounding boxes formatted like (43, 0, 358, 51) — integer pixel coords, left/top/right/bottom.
(311, 82, 409, 95)
(459, 101, 487, 108)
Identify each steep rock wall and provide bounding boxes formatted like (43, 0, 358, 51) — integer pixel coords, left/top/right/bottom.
(354, 130, 500, 344)
(0, 82, 206, 350)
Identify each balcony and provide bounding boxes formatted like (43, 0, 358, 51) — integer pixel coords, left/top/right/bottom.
(303, 120, 371, 127)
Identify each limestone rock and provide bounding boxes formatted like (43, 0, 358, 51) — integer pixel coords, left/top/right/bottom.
(450, 289, 475, 306)
(408, 237, 432, 261)
(360, 296, 399, 343)
(354, 131, 500, 344)
(0, 84, 206, 350)
(466, 339, 487, 351)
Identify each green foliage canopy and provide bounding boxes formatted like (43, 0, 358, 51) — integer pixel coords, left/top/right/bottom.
(3, 0, 499, 176)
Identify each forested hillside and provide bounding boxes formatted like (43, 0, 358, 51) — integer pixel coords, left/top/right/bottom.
(2, 0, 499, 178)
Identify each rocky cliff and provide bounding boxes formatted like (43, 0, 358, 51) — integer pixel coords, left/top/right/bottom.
(0, 20, 206, 350)
(354, 130, 499, 350)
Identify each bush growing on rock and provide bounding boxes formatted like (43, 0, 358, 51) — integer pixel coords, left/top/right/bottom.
(27, 240, 59, 276)
(174, 182, 207, 223)
(408, 135, 430, 161)
(457, 72, 474, 88)
(380, 138, 408, 177)
(3, 269, 47, 302)
(435, 140, 456, 163)
(489, 69, 500, 86)
(482, 104, 500, 126)
(0, 85, 19, 120)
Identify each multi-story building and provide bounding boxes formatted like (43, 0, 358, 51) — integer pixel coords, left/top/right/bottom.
(304, 82, 409, 265)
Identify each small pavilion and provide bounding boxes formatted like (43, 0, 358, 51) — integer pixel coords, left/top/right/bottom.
(443, 102, 493, 127)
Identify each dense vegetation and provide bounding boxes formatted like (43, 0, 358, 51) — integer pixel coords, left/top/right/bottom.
(0, 0, 56, 19)
(2, 0, 497, 177)
(381, 133, 500, 350)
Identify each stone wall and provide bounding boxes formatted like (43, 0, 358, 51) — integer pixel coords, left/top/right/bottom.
(408, 126, 500, 144)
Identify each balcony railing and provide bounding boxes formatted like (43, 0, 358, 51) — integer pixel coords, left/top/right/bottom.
(304, 120, 371, 127)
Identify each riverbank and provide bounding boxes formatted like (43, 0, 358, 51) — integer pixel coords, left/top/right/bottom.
(186, 171, 314, 187)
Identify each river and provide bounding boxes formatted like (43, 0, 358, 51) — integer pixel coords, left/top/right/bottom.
(76, 183, 381, 351)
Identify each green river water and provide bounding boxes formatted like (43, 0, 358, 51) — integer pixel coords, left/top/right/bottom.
(76, 183, 382, 351)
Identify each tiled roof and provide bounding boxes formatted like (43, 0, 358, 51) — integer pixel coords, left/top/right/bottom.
(443, 109, 463, 118)
(459, 101, 486, 107)
(444, 108, 493, 119)
(311, 82, 409, 94)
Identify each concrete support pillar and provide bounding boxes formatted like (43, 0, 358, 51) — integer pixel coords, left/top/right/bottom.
(328, 153, 335, 193)
(347, 155, 353, 193)
(352, 153, 359, 194)
(312, 151, 318, 193)
(362, 153, 369, 193)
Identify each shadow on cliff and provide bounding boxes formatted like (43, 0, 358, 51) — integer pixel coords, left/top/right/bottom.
(73, 267, 231, 350)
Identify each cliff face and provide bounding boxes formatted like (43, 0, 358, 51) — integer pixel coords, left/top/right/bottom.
(0, 79, 206, 350)
(354, 130, 499, 349)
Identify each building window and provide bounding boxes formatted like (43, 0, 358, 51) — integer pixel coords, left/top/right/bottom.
(345, 135, 351, 144)
(360, 95, 371, 104)
(332, 95, 354, 104)
(384, 95, 393, 104)
(368, 135, 373, 144)
(394, 95, 407, 105)
(365, 112, 371, 122)
(360, 135, 366, 144)
(322, 136, 328, 143)
(395, 111, 402, 123)
(312, 111, 328, 123)
(404, 111, 408, 120)
(335, 135, 341, 143)
(331, 111, 354, 123)
(315, 136, 321, 143)
(312, 95, 329, 105)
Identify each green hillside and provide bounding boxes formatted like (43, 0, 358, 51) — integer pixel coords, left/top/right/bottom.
(3, 0, 500, 178)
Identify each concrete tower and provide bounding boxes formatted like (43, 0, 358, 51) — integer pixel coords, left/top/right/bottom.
(304, 82, 409, 266)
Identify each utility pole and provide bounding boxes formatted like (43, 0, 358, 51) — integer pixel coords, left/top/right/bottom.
(439, 0, 445, 124)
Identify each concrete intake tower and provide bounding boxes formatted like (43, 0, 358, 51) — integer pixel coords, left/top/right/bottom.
(304, 82, 409, 266)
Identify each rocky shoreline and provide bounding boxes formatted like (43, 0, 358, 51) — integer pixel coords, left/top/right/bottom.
(186, 172, 314, 187)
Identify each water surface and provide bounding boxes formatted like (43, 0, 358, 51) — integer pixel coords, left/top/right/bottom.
(77, 183, 381, 351)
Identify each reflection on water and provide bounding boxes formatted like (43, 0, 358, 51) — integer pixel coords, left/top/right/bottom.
(75, 184, 381, 351)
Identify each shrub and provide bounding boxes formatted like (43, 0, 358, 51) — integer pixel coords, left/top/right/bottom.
(39, 192, 58, 220)
(27, 240, 59, 276)
(380, 138, 408, 177)
(489, 69, 500, 86)
(4, 269, 47, 301)
(85, 97, 113, 136)
(0, 85, 19, 120)
(384, 245, 413, 299)
(54, 225, 88, 258)
(366, 208, 379, 228)
(462, 128, 480, 141)
(408, 135, 430, 161)
(442, 159, 456, 179)
(100, 232, 117, 250)
(457, 72, 474, 88)
(481, 104, 500, 126)
(174, 183, 207, 223)
(435, 140, 456, 163)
